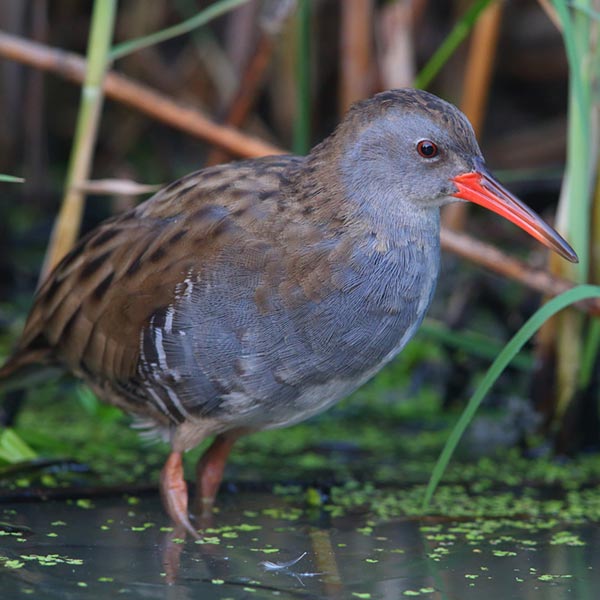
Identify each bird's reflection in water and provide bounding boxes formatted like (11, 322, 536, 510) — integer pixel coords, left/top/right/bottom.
(158, 511, 344, 599)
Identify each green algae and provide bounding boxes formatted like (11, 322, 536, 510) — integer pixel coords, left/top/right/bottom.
(194, 536, 220, 544)
(315, 477, 600, 523)
(538, 574, 574, 581)
(550, 531, 585, 546)
(492, 550, 517, 557)
(20, 553, 83, 566)
(1, 558, 24, 569)
(1, 339, 600, 600)
(0, 492, 593, 598)
(6, 352, 600, 532)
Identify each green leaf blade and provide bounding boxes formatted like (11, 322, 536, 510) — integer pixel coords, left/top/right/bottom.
(422, 284, 600, 510)
(110, 0, 251, 61)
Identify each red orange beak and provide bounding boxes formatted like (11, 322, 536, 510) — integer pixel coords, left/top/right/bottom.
(452, 168, 578, 263)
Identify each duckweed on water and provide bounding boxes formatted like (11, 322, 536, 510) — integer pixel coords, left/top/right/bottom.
(550, 531, 585, 546)
(194, 536, 220, 545)
(130, 522, 155, 532)
(317, 479, 600, 522)
(538, 574, 574, 582)
(492, 550, 517, 557)
(20, 553, 83, 566)
(2, 368, 600, 600)
(1, 558, 24, 569)
(8, 378, 600, 531)
(0, 491, 594, 597)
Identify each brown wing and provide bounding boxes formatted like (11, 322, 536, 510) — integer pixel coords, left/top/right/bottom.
(9, 159, 297, 388)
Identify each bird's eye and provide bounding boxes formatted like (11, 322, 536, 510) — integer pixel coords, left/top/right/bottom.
(417, 140, 438, 158)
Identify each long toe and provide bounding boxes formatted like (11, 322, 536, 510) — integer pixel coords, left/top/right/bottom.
(160, 451, 199, 539)
(194, 432, 240, 518)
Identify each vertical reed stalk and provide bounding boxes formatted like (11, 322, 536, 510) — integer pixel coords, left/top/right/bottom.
(339, 0, 374, 114)
(40, 0, 117, 281)
(442, 0, 503, 231)
(544, 0, 599, 432)
(293, 0, 311, 155)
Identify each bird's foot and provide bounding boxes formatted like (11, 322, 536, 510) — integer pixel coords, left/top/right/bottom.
(194, 432, 239, 518)
(160, 451, 199, 539)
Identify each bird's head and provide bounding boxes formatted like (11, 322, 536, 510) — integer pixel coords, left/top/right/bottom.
(334, 88, 577, 263)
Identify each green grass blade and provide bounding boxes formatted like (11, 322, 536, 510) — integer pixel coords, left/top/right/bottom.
(413, 0, 494, 89)
(422, 284, 600, 509)
(293, 0, 311, 155)
(42, 0, 117, 277)
(570, 1, 600, 21)
(580, 317, 600, 388)
(420, 318, 534, 371)
(0, 429, 37, 464)
(110, 0, 251, 61)
(551, 0, 592, 284)
(551, 1, 587, 118)
(0, 174, 24, 183)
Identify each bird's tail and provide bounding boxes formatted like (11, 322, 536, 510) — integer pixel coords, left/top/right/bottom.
(0, 348, 60, 395)
(0, 349, 61, 426)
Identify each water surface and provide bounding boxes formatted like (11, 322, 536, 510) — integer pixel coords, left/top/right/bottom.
(1, 490, 598, 599)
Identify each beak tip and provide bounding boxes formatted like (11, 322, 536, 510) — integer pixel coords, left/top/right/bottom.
(453, 170, 580, 266)
(559, 243, 579, 264)
(553, 244, 578, 263)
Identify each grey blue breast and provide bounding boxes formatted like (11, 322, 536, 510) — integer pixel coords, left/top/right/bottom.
(136, 194, 440, 430)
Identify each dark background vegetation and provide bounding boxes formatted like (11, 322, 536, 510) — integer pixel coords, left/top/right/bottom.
(0, 0, 596, 489)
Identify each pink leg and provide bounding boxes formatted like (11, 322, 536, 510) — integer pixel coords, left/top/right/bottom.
(195, 432, 240, 517)
(160, 451, 199, 538)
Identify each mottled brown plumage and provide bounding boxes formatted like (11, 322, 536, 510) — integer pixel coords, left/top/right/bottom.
(0, 89, 576, 535)
(16, 159, 306, 422)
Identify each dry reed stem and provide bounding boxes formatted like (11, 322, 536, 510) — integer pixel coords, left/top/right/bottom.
(40, 1, 116, 279)
(460, 1, 503, 135)
(23, 0, 48, 195)
(377, 0, 421, 89)
(1, 33, 589, 311)
(309, 529, 343, 595)
(203, 0, 297, 165)
(536, 0, 562, 31)
(443, 0, 503, 232)
(206, 34, 274, 166)
(339, 0, 375, 114)
(206, 2, 297, 166)
(0, 31, 283, 158)
(441, 227, 600, 316)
